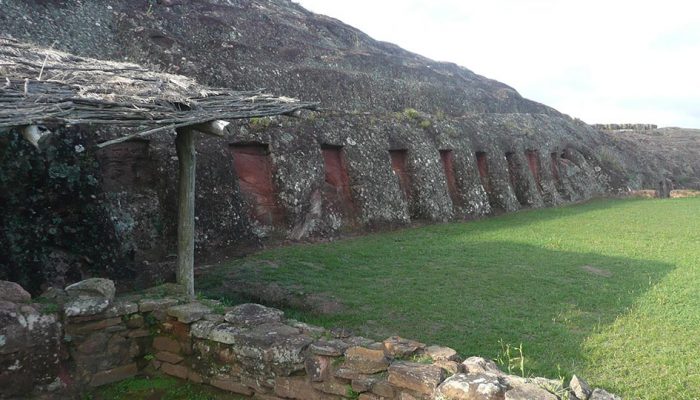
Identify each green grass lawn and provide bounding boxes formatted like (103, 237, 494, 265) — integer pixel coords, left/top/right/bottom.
(200, 198, 700, 399)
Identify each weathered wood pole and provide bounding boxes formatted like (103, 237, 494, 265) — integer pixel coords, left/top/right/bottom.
(175, 127, 196, 299)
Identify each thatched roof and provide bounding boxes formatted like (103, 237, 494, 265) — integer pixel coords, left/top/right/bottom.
(0, 37, 317, 141)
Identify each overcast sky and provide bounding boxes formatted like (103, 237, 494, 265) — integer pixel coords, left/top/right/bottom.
(295, 0, 700, 128)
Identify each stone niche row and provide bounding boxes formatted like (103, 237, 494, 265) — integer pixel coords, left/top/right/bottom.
(0, 279, 621, 400)
(231, 141, 573, 226)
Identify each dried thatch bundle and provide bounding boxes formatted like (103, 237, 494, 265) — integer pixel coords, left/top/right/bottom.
(0, 37, 317, 141)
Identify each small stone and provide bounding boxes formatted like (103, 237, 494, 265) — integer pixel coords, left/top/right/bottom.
(167, 302, 211, 323)
(570, 375, 592, 400)
(434, 360, 461, 375)
(313, 380, 349, 396)
(125, 314, 144, 328)
(65, 278, 115, 301)
(126, 329, 150, 338)
(436, 373, 508, 400)
(224, 303, 284, 326)
(104, 300, 138, 318)
(153, 336, 181, 353)
(76, 332, 109, 354)
(161, 362, 189, 379)
(0, 281, 31, 303)
(590, 388, 622, 400)
(64, 297, 110, 317)
(275, 376, 318, 400)
(462, 356, 504, 376)
(505, 382, 558, 400)
(359, 393, 380, 400)
(309, 339, 349, 356)
(371, 379, 395, 398)
(69, 317, 123, 333)
(387, 361, 446, 395)
(188, 370, 203, 383)
(155, 351, 184, 364)
(89, 363, 137, 387)
(424, 345, 460, 362)
(190, 320, 216, 339)
(383, 336, 425, 358)
(208, 323, 243, 344)
(305, 355, 331, 382)
(138, 298, 178, 312)
(345, 346, 390, 374)
(351, 375, 380, 392)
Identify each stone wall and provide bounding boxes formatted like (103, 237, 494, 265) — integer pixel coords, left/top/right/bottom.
(0, 279, 621, 400)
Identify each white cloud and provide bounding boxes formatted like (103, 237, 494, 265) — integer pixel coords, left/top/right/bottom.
(295, 0, 700, 128)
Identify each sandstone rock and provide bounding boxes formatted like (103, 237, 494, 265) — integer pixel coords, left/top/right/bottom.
(167, 302, 211, 323)
(383, 336, 425, 358)
(103, 299, 138, 318)
(275, 376, 317, 400)
(359, 393, 380, 400)
(65, 278, 115, 301)
(309, 339, 349, 356)
(224, 303, 284, 326)
(345, 346, 390, 374)
(436, 373, 508, 400)
(570, 375, 592, 400)
(211, 377, 254, 395)
(125, 314, 144, 328)
(462, 356, 504, 376)
(305, 355, 331, 382)
(208, 322, 244, 344)
(505, 382, 558, 400)
(313, 379, 349, 396)
(155, 351, 184, 364)
(371, 379, 395, 397)
(434, 360, 461, 375)
(153, 336, 181, 353)
(190, 320, 217, 339)
(138, 298, 178, 312)
(388, 361, 446, 395)
(590, 388, 622, 400)
(352, 374, 380, 392)
(0, 281, 31, 303)
(126, 329, 150, 338)
(76, 332, 109, 354)
(89, 363, 137, 387)
(161, 362, 189, 379)
(424, 345, 460, 362)
(64, 297, 110, 317)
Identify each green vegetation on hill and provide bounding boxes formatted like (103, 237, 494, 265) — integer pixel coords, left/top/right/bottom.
(201, 198, 700, 399)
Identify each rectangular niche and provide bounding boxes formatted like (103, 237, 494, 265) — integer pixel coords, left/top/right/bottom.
(321, 144, 355, 216)
(440, 150, 459, 204)
(525, 149, 542, 189)
(97, 139, 152, 192)
(389, 149, 412, 200)
(550, 152, 560, 180)
(475, 151, 490, 192)
(230, 143, 285, 226)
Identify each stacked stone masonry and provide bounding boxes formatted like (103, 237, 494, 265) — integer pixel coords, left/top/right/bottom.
(0, 279, 622, 399)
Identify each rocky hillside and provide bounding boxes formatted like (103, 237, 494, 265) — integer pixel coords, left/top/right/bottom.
(0, 0, 695, 289)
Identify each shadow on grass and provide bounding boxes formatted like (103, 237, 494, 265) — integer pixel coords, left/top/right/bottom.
(199, 237, 675, 381)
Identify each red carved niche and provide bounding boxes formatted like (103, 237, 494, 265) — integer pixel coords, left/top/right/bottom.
(321, 145, 355, 217)
(550, 152, 560, 180)
(97, 139, 151, 192)
(440, 150, 459, 204)
(230, 143, 285, 226)
(389, 149, 411, 200)
(525, 149, 542, 189)
(475, 151, 490, 192)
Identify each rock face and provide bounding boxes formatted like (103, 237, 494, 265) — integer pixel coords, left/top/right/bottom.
(0, 0, 697, 288)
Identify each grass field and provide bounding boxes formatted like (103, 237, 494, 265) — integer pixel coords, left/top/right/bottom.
(200, 198, 700, 399)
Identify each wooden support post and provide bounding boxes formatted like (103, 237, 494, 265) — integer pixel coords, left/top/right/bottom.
(175, 128, 196, 299)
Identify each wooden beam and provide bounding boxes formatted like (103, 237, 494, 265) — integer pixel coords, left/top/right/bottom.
(175, 127, 196, 299)
(96, 120, 230, 149)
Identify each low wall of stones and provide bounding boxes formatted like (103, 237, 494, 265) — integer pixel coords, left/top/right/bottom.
(0, 279, 621, 400)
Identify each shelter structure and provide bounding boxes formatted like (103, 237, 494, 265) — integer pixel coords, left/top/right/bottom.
(0, 37, 317, 298)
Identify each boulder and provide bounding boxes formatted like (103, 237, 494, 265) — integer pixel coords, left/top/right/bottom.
(387, 361, 446, 395)
(462, 356, 504, 376)
(65, 278, 115, 301)
(590, 388, 622, 400)
(0, 281, 31, 303)
(570, 375, 592, 400)
(436, 373, 508, 400)
(224, 303, 284, 326)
